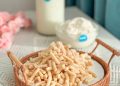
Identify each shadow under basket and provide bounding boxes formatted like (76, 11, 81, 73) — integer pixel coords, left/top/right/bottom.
(11, 39, 120, 86)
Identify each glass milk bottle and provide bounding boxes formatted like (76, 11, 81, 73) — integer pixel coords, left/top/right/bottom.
(36, 0, 65, 35)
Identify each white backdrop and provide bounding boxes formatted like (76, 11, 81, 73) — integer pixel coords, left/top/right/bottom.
(0, 0, 35, 12)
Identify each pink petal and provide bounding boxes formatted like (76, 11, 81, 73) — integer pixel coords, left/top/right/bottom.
(15, 11, 32, 28)
(14, 16, 25, 28)
(23, 18, 32, 28)
(1, 32, 13, 39)
(0, 25, 11, 33)
(0, 12, 12, 26)
(8, 20, 20, 34)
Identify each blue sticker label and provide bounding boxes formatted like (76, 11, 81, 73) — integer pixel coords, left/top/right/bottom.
(79, 34, 88, 42)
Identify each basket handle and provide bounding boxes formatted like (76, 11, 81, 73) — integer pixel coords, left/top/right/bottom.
(7, 51, 23, 68)
(7, 51, 28, 84)
(90, 39, 120, 65)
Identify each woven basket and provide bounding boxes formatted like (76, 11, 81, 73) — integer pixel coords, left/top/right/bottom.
(11, 39, 120, 86)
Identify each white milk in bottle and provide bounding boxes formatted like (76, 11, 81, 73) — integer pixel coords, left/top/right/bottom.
(36, 0, 65, 35)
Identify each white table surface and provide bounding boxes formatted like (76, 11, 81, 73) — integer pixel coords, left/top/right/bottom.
(0, 7, 120, 86)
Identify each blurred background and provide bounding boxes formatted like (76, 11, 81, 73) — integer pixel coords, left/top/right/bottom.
(0, 1, 120, 85)
(0, 0, 119, 39)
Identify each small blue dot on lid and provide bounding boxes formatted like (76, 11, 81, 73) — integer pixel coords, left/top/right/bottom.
(44, 0, 50, 2)
(79, 34, 88, 42)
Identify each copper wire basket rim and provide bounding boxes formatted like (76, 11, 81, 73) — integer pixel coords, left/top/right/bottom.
(14, 51, 110, 86)
(11, 39, 120, 86)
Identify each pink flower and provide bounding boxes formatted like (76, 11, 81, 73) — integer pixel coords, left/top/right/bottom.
(0, 12, 11, 26)
(0, 11, 32, 50)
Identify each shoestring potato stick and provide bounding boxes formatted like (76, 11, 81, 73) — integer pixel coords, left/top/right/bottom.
(46, 71, 52, 86)
(18, 41, 96, 86)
